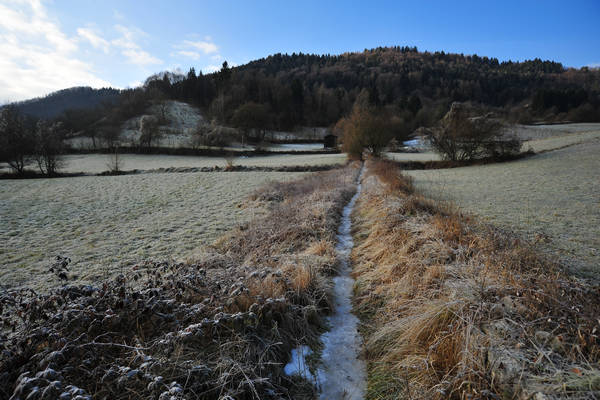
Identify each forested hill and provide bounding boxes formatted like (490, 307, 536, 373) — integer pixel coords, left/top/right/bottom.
(152, 46, 600, 130)
(8, 47, 600, 136)
(12, 87, 120, 119)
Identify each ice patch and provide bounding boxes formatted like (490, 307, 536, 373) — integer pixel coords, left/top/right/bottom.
(283, 345, 315, 381)
(281, 165, 367, 399)
(316, 165, 366, 400)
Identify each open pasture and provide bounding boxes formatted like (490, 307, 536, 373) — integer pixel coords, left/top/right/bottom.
(406, 135, 600, 276)
(0, 170, 306, 292)
(0, 152, 346, 175)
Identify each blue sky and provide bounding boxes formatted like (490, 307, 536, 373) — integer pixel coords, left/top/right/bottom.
(1, 0, 599, 101)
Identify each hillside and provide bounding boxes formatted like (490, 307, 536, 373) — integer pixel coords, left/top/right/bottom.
(11, 86, 120, 119)
(6, 47, 600, 147)
(152, 47, 600, 132)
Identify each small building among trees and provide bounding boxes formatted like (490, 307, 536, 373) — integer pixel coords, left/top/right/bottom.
(323, 134, 337, 148)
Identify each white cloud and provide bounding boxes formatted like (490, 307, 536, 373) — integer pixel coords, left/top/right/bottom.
(183, 39, 218, 54)
(586, 62, 600, 68)
(112, 25, 162, 66)
(0, 0, 112, 101)
(174, 37, 220, 61)
(77, 27, 110, 53)
(122, 48, 162, 66)
(128, 80, 143, 88)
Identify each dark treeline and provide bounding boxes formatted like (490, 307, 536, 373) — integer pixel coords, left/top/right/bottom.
(9, 47, 600, 137)
(12, 86, 120, 119)
(147, 46, 600, 132)
(3, 46, 600, 172)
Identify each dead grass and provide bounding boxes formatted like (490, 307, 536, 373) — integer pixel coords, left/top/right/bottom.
(406, 137, 600, 276)
(0, 164, 361, 399)
(352, 159, 600, 399)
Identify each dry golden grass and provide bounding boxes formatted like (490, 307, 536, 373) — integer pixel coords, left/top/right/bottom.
(406, 136, 600, 276)
(352, 159, 600, 399)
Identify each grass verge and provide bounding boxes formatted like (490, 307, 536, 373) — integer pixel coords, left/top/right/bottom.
(352, 159, 600, 399)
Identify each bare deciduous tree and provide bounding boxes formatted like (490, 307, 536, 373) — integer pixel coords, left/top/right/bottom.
(429, 103, 521, 161)
(0, 106, 35, 174)
(34, 120, 66, 176)
(139, 115, 161, 150)
(106, 146, 124, 174)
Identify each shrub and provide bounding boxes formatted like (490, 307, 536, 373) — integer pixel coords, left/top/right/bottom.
(429, 102, 521, 161)
(34, 120, 66, 176)
(191, 121, 237, 148)
(335, 91, 397, 159)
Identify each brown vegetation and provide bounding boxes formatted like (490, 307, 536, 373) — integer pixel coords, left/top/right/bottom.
(428, 102, 522, 161)
(352, 160, 600, 399)
(0, 164, 360, 399)
(334, 90, 401, 159)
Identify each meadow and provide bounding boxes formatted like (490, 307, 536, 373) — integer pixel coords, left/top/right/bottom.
(0, 171, 307, 292)
(406, 129, 600, 276)
(0, 153, 346, 175)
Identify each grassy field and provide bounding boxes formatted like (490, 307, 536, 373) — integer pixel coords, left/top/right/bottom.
(1, 165, 360, 399)
(523, 129, 600, 152)
(0, 171, 307, 292)
(406, 135, 600, 276)
(385, 123, 600, 162)
(514, 122, 600, 140)
(0, 153, 346, 175)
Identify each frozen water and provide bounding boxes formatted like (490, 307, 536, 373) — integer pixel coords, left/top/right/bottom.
(281, 165, 367, 399)
(316, 166, 366, 400)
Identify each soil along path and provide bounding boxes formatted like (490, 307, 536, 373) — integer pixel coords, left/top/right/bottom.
(316, 165, 366, 399)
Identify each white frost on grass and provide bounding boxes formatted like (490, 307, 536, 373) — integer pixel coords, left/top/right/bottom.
(0, 171, 307, 292)
(33, 153, 346, 174)
(406, 136, 600, 276)
(514, 123, 600, 141)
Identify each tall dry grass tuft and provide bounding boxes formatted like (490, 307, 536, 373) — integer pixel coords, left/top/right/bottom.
(352, 159, 600, 399)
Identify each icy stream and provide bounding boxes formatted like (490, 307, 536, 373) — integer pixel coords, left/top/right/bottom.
(285, 165, 366, 399)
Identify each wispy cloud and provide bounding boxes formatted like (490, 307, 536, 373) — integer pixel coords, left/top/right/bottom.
(77, 27, 110, 53)
(183, 39, 218, 54)
(112, 25, 162, 66)
(586, 62, 600, 68)
(174, 36, 220, 62)
(0, 0, 112, 101)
